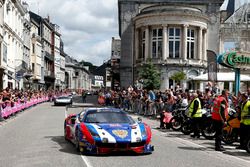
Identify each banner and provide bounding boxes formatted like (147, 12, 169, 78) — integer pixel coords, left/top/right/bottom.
(207, 50, 217, 82)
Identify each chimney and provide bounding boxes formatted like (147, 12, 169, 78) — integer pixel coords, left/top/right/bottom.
(47, 14, 50, 22)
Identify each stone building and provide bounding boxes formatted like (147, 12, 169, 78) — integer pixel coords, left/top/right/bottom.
(65, 55, 91, 91)
(30, 12, 55, 89)
(3, 0, 26, 89)
(110, 37, 121, 90)
(59, 39, 66, 90)
(20, 2, 31, 89)
(30, 14, 43, 90)
(219, 2, 250, 92)
(118, 0, 224, 90)
(52, 24, 62, 90)
(0, 0, 5, 90)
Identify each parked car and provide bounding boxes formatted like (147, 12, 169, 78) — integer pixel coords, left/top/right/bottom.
(64, 107, 154, 154)
(54, 96, 73, 106)
(86, 91, 92, 95)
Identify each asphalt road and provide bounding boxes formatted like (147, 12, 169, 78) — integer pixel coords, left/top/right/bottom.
(0, 95, 250, 167)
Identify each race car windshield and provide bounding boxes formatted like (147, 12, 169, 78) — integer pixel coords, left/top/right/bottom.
(84, 112, 135, 124)
(57, 96, 68, 99)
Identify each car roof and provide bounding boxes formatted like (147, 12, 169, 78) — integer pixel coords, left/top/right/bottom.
(58, 96, 69, 98)
(84, 107, 125, 114)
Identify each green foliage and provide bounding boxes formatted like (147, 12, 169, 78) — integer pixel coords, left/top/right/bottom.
(170, 71, 186, 84)
(79, 60, 94, 67)
(138, 60, 161, 90)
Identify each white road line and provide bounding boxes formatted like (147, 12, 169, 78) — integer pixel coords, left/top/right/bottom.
(80, 154, 93, 167)
(65, 108, 67, 118)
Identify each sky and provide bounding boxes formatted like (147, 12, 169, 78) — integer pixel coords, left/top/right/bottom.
(26, 0, 119, 66)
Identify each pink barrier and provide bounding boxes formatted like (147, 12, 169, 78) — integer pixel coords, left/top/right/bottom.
(0, 96, 50, 119)
(13, 102, 18, 114)
(1, 106, 8, 118)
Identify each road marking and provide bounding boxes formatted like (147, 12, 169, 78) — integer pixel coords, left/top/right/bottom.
(65, 108, 67, 118)
(80, 154, 93, 167)
(174, 137, 250, 165)
(153, 129, 250, 165)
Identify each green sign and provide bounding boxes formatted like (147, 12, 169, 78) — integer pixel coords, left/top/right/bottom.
(218, 51, 250, 69)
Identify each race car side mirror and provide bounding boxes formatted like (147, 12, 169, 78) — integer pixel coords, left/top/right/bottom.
(138, 117, 142, 123)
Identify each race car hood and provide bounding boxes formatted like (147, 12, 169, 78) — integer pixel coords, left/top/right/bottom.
(85, 123, 148, 143)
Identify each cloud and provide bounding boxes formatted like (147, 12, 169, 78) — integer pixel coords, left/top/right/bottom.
(27, 0, 119, 66)
(64, 39, 112, 66)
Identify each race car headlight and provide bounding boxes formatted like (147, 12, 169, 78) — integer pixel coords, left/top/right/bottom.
(136, 137, 142, 142)
(102, 137, 109, 143)
(88, 128, 100, 138)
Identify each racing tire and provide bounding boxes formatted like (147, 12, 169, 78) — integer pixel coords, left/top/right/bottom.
(181, 121, 193, 135)
(170, 117, 182, 131)
(75, 130, 85, 153)
(75, 130, 80, 152)
(222, 130, 237, 145)
(202, 125, 216, 140)
(64, 122, 68, 141)
(246, 138, 250, 153)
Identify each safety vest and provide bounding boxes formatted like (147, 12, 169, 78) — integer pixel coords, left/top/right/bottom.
(188, 98, 202, 118)
(212, 96, 228, 121)
(241, 100, 250, 125)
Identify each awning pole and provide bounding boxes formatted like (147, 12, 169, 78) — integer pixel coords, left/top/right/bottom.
(235, 68, 240, 96)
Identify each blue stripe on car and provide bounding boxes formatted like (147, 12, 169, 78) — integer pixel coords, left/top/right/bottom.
(139, 123, 147, 141)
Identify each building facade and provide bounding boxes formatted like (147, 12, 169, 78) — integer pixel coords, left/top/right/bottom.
(21, 3, 31, 89)
(110, 37, 121, 90)
(65, 55, 91, 91)
(30, 15, 43, 90)
(0, 0, 5, 90)
(118, 0, 224, 90)
(52, 24, 62, 90)
(219, 2, 250, 92)
(3, 0, 26, 89)
(59, 40, 66, 89)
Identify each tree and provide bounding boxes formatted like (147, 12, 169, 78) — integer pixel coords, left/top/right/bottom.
(170, 71, 186, 85)
(79, 60, 94, 67)
(138, 60, 161, 90)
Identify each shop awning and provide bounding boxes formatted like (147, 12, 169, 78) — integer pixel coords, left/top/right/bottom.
(191, 72, 250, 81)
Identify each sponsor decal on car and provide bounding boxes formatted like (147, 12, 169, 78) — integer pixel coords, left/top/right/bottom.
(112, 130, 128, 139)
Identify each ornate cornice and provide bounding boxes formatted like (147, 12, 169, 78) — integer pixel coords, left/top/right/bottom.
(134, 12, 208, 29)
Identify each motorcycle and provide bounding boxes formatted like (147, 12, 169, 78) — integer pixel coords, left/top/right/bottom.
(246, 135, 250, 153)
(181, 108, 216, 140)
(169, 106, 187, 131)
(222, 108, 240, 145)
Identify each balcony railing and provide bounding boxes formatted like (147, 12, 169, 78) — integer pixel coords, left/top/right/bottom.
(44, 70, 55, 78)
(44, 51, 54, 61)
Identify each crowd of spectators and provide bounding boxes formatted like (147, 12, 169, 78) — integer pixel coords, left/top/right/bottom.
(0, 87, 71, 121)
(97, 85, 244, 118)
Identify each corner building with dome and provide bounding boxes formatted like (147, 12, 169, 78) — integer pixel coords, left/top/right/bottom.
(118, 0, 224, 90)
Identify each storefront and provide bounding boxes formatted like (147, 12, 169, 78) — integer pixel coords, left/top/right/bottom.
(218, 51, 250, 94)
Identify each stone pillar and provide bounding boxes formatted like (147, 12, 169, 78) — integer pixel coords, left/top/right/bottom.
(135, 29, 139, 60)
(145, 26, 149, 61)
(162, 25, 168, 60)
(183, 24, 188, 61)
(198, 27, 203, 60)
(229, 82, 233, 93)
(203, 29, 207, 61)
